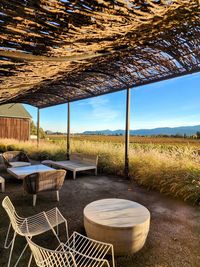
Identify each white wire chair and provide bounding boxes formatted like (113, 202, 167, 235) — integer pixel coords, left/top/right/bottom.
(64, 231, 115, 267)
(26, 232, 115, 267)
(2, 196, 69, 267)
(27, 238, 77, 267)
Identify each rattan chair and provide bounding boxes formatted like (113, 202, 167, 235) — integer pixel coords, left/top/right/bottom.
(2, 196, 69, 267)
(26, 231, 114, 267)
(2, 151, 31, 168)
(23, 170, 66, 206)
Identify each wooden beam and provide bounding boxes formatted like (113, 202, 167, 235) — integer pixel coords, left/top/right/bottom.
(125, 88, 131, 179)
(0, 50, 112, 62)
(67, 102, 70, 160)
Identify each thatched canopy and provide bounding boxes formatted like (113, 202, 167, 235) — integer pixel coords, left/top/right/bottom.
(0, 0, 200, 108)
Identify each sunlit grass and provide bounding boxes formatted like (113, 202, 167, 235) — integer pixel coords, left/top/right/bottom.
(0, 138, 199, 204)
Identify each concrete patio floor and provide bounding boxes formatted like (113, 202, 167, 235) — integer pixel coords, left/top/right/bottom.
(0, 167, 199, 267)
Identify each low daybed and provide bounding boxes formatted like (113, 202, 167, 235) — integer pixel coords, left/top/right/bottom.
(42, 153, 98, 179)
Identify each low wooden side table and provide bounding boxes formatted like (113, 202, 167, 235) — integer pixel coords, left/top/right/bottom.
(0, 176, 5, 192)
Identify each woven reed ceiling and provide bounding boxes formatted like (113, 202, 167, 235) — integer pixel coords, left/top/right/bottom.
(0, 0, 200, 108)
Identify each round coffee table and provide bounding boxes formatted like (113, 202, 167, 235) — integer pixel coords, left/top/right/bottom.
(84, 198, 150, 255)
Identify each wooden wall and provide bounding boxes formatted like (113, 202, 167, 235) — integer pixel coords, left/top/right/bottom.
(0, 117, 30, 141)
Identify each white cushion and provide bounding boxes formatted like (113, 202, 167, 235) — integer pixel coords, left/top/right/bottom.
(10, 162, 31, 168)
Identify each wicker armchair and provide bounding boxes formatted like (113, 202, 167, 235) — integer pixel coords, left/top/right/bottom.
(23, 170, 66, 206)
(2, 151, 31, 168)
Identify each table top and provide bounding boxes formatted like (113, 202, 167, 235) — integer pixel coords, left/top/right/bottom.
(7, 164, 55, 179)
(84, 198, 150, 229)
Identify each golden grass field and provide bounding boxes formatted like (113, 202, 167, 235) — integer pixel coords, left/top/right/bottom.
(0, 135, 200, 204)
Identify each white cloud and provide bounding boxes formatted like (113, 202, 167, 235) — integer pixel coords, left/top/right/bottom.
(88, 96, 119, 122)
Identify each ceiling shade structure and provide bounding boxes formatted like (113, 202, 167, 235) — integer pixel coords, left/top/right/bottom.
(0, 0, 200, 108)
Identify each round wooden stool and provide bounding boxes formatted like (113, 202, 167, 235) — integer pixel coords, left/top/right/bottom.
(84, 198, 150, 255)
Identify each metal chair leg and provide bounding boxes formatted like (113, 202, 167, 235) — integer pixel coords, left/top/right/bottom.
(33, 194, 37, 206)
(7, 231, 16, 267)
(27, 253, 33, 267)
(4, 223, 13, 249)
(56, 190, 59, 202)
(6, 232, 29, 267)
(13, 243, 28, 267)
(111, 246, 115, 267)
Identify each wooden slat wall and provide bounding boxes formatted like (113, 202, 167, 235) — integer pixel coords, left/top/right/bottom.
(0, 117, 30, 141)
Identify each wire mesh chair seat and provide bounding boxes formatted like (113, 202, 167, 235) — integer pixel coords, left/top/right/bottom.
(2, 196, 68, 267)
(63, 231, 115, 267)
(19, 207, 68, 237)
(26, 234, 113, 267)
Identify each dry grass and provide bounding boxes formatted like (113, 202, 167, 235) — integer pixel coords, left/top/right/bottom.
(0, 138, 200, 204)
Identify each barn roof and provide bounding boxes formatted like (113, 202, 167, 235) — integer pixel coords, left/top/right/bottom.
(0, 0, 200, 108)
(0, 104, 32, 119)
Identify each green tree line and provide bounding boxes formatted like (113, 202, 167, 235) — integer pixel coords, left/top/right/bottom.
(30, 121, 46, 139)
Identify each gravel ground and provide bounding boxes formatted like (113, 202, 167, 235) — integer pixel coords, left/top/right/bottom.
(0, 165, 199, 267)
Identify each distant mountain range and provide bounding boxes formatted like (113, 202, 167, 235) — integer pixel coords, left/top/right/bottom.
(82, 125, 200, 136)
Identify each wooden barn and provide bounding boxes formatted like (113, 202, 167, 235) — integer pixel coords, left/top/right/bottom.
(0, 104, 31, 141)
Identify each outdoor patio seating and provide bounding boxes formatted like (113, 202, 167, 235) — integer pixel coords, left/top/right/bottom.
(2, 196, 69, 267)
(2, 151, 31, 169)
(26, 231, 115, 267)
(42, 153, 98, 179)
(23, 169, 66, 206)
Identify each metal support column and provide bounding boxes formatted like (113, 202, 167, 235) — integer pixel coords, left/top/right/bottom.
(125, 88, 131, 179)
(37, 108, 40, 148)
(67, 102, 70, 160)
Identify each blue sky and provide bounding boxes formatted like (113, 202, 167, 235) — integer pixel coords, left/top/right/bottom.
(25, 72, 200, 133)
